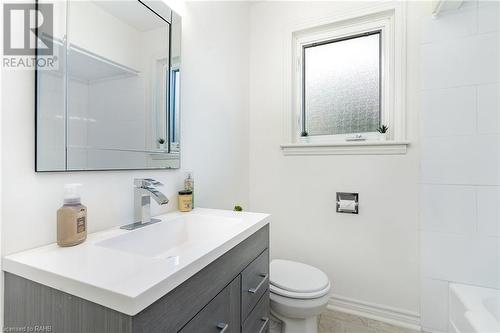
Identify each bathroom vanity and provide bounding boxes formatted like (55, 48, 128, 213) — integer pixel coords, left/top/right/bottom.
(3, 209, 270, 333)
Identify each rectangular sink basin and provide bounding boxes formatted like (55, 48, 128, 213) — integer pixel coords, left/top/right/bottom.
(96, 214, 243, 258)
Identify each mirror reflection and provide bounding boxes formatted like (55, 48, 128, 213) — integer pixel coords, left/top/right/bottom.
(36, 0, 181, 171)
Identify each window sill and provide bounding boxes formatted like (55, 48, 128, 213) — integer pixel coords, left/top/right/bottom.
(150, 152, 180, 160)
(280, 141, 410, 156)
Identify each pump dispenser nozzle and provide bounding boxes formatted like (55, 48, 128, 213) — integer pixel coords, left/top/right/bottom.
(64, 183, 82, 205)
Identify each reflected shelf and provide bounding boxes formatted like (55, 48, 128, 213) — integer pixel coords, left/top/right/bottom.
(68, 44, 140, 83)
(39, 35, 140, 82)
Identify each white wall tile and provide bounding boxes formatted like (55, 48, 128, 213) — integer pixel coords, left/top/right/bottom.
(420, 2, 500, 330)
(88, 77, 146, 153)
(421, 32, 498, 89)
(478, 0, 493, 8)
(66, 148, 88, 169)
(421, 231, 500, 288)
(420, 185, 476, 233)
(477, 84, 499, 134)
(421, 278, 449, 333)
(420, 87, 476, 137)
(37, 73, 66, 170)
(477, 186, 500, 237)
(67, 80, 89, 147)
(478, 1, 499, 33)
(420, 135, 499, 185)
(421, 6, 477, 44)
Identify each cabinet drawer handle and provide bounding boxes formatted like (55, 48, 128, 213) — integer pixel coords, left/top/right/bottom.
(248, 273, 269, 294)
(258, 317, 270, 333)
(216, 322, 229, 333)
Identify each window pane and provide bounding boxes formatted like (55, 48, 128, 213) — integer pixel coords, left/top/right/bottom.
(304, 33, 380, 136)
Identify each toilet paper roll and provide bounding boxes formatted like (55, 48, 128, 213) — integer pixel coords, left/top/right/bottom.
(338, 199, 356, 212)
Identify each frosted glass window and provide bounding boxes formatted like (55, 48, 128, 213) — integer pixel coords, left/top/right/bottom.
(303, 32, 381, 136)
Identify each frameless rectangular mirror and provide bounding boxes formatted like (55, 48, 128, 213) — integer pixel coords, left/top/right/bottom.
(36, 0, 181, 171)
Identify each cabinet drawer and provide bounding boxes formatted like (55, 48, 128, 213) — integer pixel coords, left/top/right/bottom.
(179, 277, 240, 333)
(241, 249, 269, 320)
(242, 291, 270, 333)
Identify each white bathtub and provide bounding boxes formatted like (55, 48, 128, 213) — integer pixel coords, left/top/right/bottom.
(450, 284, 500, 333)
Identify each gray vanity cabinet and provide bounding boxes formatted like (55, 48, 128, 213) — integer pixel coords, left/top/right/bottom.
(241, 249, 269, 320)
(243, 293, 270, 333)
(179, 277, 241, 333)
(4, 225, 270, 333)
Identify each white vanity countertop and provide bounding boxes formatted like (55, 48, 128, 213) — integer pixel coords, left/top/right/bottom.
(2, 208, 269, 316)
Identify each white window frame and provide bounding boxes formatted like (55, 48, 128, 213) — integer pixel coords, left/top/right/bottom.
(297, 21, 387, 142)
(282, 4, 408, 155)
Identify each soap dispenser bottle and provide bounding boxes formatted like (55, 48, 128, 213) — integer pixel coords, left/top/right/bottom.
(184, 172, 194, 207)
(57, 184, 87, 247)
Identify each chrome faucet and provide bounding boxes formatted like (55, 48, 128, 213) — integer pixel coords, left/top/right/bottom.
(121, 178, 169, 230)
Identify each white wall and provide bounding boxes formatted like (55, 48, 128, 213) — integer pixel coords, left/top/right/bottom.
(248, 1, 424, 318)
(181, 1, 250, 211)
(419, 2, 500, 332)
(1, 1, 250, 255)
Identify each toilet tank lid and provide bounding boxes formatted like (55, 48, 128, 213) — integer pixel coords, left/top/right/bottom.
(270, 259, 330, 294)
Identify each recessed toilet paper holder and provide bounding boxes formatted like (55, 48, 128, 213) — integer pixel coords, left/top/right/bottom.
(336, 192, 359, 214)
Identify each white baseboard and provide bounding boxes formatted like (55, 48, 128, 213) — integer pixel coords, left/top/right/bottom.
(328, 294, 421, 331)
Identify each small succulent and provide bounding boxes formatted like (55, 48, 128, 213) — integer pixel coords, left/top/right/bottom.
(377, 125, 389, 134)
(158, 138, 166, 144)
(233, 205, 243, 212)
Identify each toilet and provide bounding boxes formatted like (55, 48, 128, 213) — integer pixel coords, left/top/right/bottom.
(269, 259, 331, 333)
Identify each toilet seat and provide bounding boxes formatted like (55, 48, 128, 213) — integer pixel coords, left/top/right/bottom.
(270, 259, 331, 299)
(270, 282, 331, 299)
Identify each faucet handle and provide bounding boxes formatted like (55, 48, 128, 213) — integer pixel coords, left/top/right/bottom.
(145, 178, 163, 186)
(134, 178, 163, 188)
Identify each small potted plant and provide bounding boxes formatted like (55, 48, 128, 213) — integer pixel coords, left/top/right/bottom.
(377, 125, 389, 141)
(158, 138, 166, 149)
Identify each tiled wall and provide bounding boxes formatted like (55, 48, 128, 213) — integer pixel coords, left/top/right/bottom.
(37, 72, 65, 170)
(419, 2, 499, 332)
(64, 75, 148, 170)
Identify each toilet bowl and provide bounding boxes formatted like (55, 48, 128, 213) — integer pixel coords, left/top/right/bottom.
(269, 259, 331, 333)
